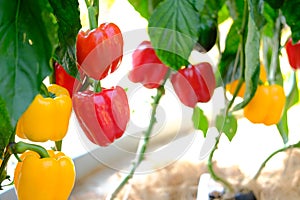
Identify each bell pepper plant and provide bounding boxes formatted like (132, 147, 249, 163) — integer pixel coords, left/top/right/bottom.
(72, 86, 130, 146)
(16, 84, 72, 142)
(170, 62, 216, 108)
(14, 150, 75, 200)
(128, 40, 169, 89)
(1, 0, 300, 199)
(285, 38, 300, 70)
(76, 23, 123, 80)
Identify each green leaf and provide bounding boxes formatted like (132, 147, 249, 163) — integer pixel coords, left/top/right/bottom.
(148, 0, 200, 70)
(277, 71, 300, 144)
(277, 109, 288, 144)
(227, 0, 245, 20)
(49, 0, 81, 78)
(0, 98, 14, 155)
(128, 0, 163, 20)
(285, 72, 299, 109)
(262, 3, 278, 38)
(192, 107, 209, 137)
(282, 0, 300, 42)
(248, 0, 265, 29)
(196, 0, 226, 52)
(218, 3, 230, 24)
(219, 21, 242, 85)
(216, 114, 238, 141)
(0, 0, 58, 126)
(234, 16, 260, 110)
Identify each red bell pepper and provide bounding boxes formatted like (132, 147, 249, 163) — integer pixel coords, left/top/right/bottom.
(171, 62, 216, 108)
(76, 23, 123, 80)
(54, 62, 82, 97)
(285, 38, 300, 70)
(128, 41, 169, 89)
(72, 86, 130, 146)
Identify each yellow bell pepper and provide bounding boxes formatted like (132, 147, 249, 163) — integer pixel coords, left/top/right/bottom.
(243, 84, 286, 125)
(226, 64, 267, 97)
(14, 150, 76, 200)
(16, 84, 72, 142)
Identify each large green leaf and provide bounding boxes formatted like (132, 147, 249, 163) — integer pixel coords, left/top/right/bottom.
(148, 0, 200, 70)
(282, 0, 300, 42)
(234, 16, 260, 110)
(0, 0, 58, 126)
(219, 21, 242, 85)
(128, 0, 163, 20)
(49, 0, 81, 77)
(248, 0, 265, 29)
(218, 0, 244, 85)
(0, 98, 13, 155)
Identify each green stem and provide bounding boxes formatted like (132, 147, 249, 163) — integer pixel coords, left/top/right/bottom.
(253, 141, 300, 180)
(88, 6, 98, 30)
(208, 136, 234, 193)
(40, 82, 50, 98)
(109, 70, 171, 199)
(55, 140, 62, 151)
(94, 80, 102, 93)
(10, 141, 49, 158)
(207, 0, 248, 193)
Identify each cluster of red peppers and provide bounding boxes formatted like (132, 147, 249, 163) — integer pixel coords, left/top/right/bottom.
(73, 23, 130, 146)
(128, 40, 216, 108)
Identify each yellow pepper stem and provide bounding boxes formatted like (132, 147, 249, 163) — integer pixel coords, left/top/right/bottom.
(10, 142, 50, 158)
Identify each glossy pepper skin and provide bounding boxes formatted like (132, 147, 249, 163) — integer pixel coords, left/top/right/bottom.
(128, 41, 169, 89)
(76, 23, 123, 80)
(226, 64, 267, 97)
(171, 62, 216, 108)
(16, 84, 72, 142)
(285, 38, 300, 70)
(14, 150, 75, 200)
(54, 62, 81, 97)
(72, 86, 130, 146)
(244, 84, 286, 125)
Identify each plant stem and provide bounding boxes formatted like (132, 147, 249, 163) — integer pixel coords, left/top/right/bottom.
(253, 141, 300, 180)
(207, 0, 248, 193)
(109, 70, 171, 199)
(9, 141, 49, 158)
(55, 140, 62, 151)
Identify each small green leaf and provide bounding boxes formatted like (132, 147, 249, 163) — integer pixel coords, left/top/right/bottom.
(282, 0, 300, 42)
(277, 109, 288, 144)
(192, 107, 209, 137)
(0, 98, 14, 155)
(234, 16, 260, 110)
(0, 0, 59, 125)
(49, 0, 81, 77)
(277, 72, 300, 144)
(248, 0, 265, 29)
(128, 0, 163, 20)
(218, 3, 230, 24)
(216, 114, 237, 141)
(148, 0, 200, 70)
